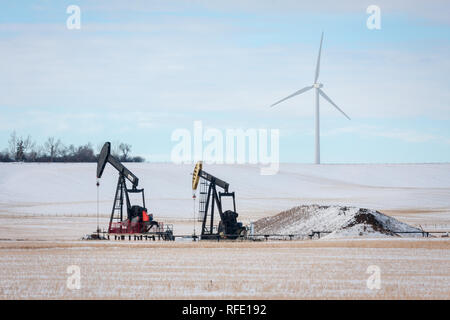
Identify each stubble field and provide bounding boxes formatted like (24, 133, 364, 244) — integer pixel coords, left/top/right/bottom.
(0, 239, 448, 299)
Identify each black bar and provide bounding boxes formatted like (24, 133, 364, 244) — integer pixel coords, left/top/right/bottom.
(1, 300, 446, 319)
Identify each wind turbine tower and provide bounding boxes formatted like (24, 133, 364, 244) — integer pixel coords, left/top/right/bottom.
(270, 32, 351, 164)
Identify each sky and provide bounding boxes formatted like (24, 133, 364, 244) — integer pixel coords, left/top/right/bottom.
(0, 0, 449, 163)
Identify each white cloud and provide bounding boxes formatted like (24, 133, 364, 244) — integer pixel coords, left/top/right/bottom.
(84, 0, 450, 25)
(0, 24, 448, 121)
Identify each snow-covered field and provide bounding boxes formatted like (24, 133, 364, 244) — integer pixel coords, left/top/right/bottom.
(0, 162, 449, 239)
(0, 163, 449, 299)
(0, 239, 448, 299)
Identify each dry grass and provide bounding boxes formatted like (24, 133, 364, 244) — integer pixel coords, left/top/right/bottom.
(0, 238, 449, 250)
(0, 239, 449, 300)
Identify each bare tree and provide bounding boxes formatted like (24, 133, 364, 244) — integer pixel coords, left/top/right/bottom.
(16, 140, 25, 161)
(1, 134, 143, 163)
(22, 135, 35, 155)
(110, 140, 121, 158)
(44, 137, 61, 162)
(27, 149, 38, 162)
(0, 149, 12, 162)
(8, 131, 17, 160)
(66, 144, 76, 157)
(11, 134, 35, 161)
(74, 143, 96, 162)
(119, 143, 131, 161)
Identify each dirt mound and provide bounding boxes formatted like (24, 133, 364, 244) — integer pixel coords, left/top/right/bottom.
(254, 205, 421, 239)
(344, 208, 395, 236)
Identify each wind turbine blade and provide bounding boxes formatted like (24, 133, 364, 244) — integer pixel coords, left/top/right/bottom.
(270, 85, 313, 107)
(314, 32, 324, 83)
(318, 89, 351, 120)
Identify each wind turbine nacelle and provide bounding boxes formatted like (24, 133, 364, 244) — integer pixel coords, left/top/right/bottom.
(313, 83, 323, 88)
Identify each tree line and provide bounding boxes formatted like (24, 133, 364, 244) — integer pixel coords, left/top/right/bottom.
(0, 132, 145, 163)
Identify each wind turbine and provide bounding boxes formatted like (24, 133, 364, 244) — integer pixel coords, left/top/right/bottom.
(270, 32, 350, 164)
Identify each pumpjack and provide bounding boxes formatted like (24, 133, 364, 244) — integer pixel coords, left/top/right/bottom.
(192, 161, 247, 240)
(97, 142, 173, 239)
